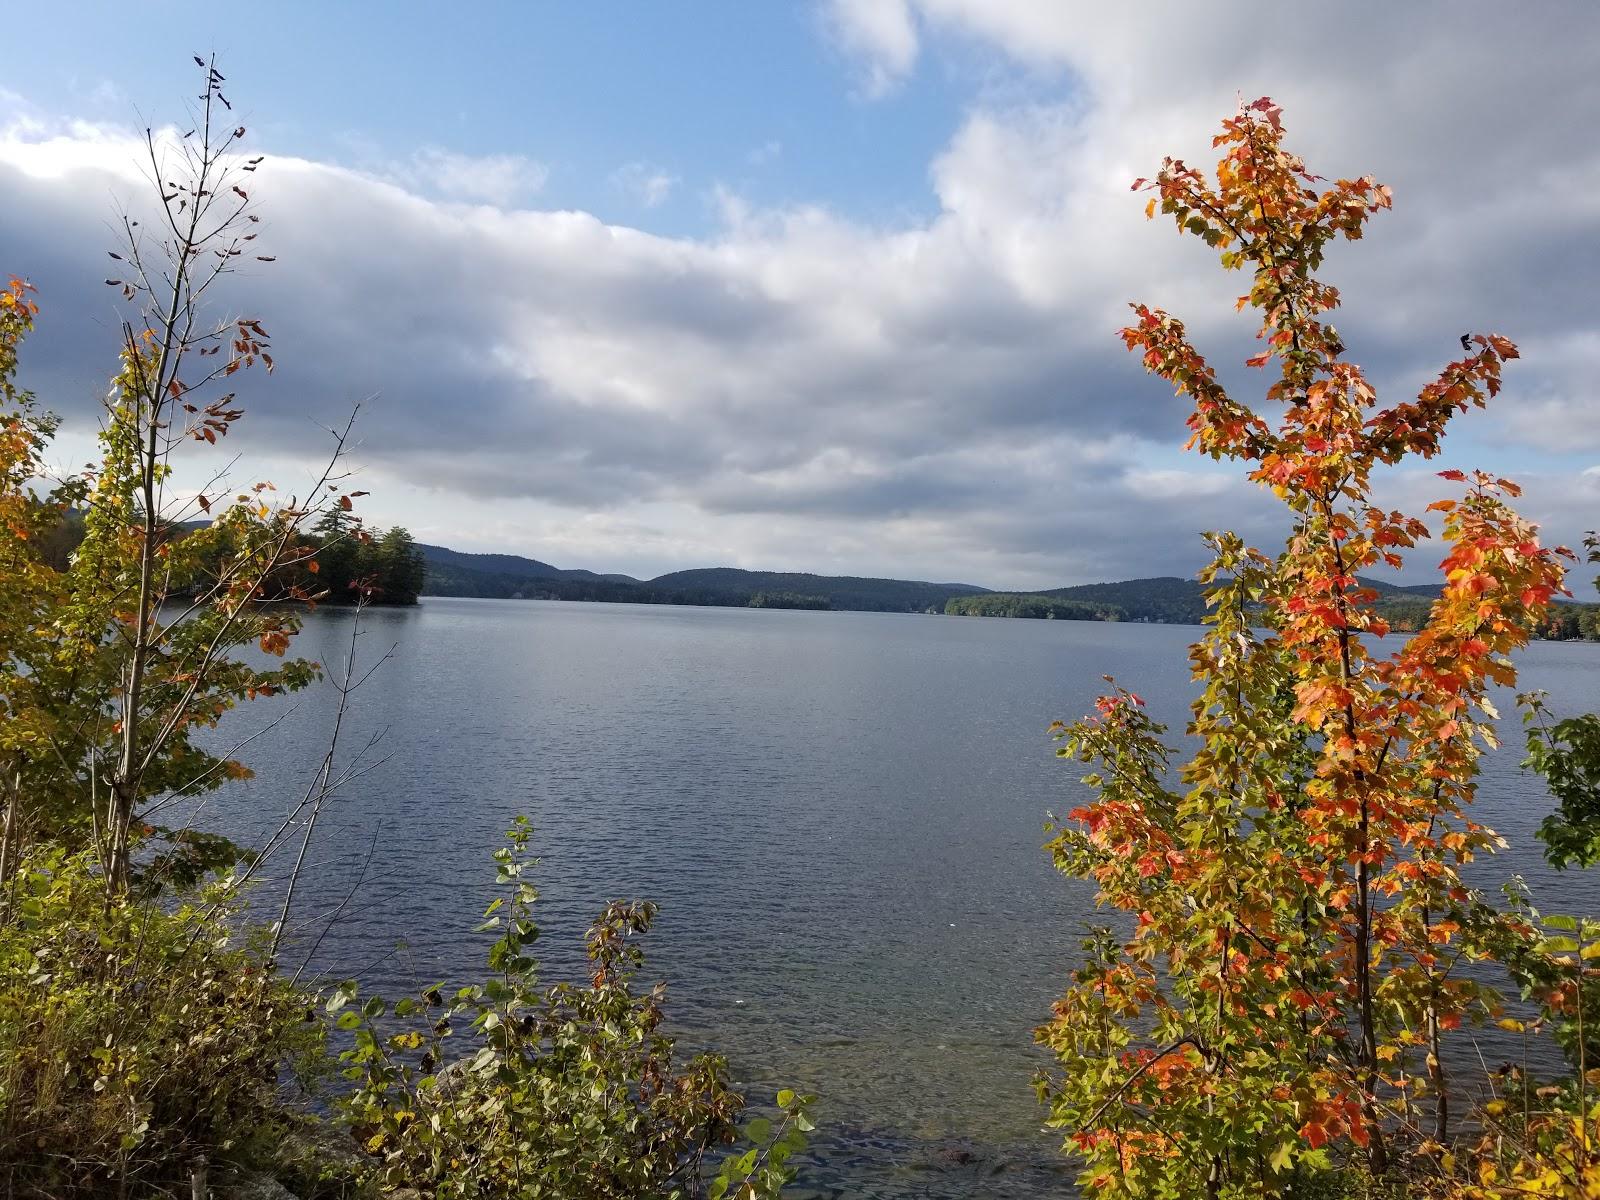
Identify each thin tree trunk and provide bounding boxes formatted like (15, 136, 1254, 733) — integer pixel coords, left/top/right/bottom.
(106, 69, 216, 891)
(107, 348, 167, 892)
(1426, 999, 1447, 1144)
(1328, 506, 1389, 1177)
(0, 769, 20, 899)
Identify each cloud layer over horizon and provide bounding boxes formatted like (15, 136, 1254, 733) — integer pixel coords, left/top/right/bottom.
(2, 2, 1597, 589)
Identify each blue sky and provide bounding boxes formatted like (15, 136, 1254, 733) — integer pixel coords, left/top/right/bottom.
(2, 3, 1597, 587)
(7, 3, 975, 235)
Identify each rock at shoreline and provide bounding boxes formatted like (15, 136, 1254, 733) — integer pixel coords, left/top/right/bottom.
(220, 1171, 301, 1200)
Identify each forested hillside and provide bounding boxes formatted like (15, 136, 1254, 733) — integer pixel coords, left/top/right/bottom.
(647, 568, 987, 612)
(419, 546, 988, 612)
(945, 594, 1120, 621)
(417, 542, 1600, 636)
(1036, 576, 1209, 623)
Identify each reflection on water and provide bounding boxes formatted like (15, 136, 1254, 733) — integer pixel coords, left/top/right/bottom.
(201, 599, 1600, 1199)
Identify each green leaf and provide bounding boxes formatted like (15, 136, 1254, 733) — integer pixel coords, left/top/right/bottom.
(326, 981, 356, 1013)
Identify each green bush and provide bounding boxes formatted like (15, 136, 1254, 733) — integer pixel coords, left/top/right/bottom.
(335, 817, 811, 1200)
(0, 849, 320, 1196)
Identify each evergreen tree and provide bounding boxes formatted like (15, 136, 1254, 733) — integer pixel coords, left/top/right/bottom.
(373, 526, 424, 605)
(309, 507, 362, 603)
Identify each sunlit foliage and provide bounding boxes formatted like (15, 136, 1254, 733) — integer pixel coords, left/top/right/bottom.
(1037, 98, 1587, 1197)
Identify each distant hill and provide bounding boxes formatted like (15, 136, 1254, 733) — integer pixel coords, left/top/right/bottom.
(417, 547, 979, 612)
(419, 543, 638, 585)
(1037, 577, 1209, 624)
(1357, 577, 1443, 599)
(410, 538, 1596, 639)
(418, 544, 645, 599)
(986, 574, 1444, 626)
(413, 541, 1490, 625)
(646, 568, 989, 614)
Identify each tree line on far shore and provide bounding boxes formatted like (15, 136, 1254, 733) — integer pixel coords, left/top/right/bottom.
(35, 508, 427, 606)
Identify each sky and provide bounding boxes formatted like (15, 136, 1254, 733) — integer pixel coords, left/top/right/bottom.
(1, 2, 1597, 589)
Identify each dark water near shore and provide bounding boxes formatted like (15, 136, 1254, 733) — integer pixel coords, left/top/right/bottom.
(201, 598, 1600, 1198)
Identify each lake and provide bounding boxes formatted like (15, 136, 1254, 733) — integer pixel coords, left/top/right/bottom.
(203, 598, 1600, 1198)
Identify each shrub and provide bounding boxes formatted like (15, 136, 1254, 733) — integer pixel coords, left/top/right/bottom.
(335, 817, 812, 1200)
(0, 849, 319, 1196)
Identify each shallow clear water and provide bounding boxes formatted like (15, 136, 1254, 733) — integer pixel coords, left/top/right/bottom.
(199, 599, 1600, 1198)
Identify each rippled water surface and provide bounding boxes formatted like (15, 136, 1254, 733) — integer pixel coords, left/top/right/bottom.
(206, 599, 1600, 1198)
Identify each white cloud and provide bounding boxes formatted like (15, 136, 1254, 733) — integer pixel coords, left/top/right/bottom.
(824, 0, 919, 98)
(1, 3, 1597, 586)
(1488, 330, 1600, 453)
(1123, 469, 1235, 503)
(611, 161, 679, 208)
(387, 146, 548, 207)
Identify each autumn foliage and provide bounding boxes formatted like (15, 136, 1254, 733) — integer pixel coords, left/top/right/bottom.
(1038, 99, 1584, 1197)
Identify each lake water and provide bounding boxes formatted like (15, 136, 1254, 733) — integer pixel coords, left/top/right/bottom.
(203, 599, 1600, 1198)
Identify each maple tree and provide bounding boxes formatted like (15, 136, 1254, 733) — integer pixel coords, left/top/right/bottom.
(0, 277, 62, 888)
(1036, 98, 1578, 1197)
(0, 59, 361, 1194)
(0, 58, 366, 897)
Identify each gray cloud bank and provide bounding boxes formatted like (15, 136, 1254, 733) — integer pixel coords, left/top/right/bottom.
(2, 2, 1597, 588)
